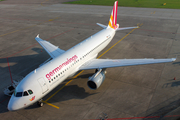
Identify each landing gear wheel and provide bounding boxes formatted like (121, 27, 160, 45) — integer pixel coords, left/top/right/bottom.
(37, 99, 43, 107)
(39, 102, 43, 107)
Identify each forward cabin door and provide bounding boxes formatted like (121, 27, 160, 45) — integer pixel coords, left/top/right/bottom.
(37, 78, 48, 94)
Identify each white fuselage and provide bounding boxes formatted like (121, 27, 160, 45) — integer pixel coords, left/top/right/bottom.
(8, 28, 116, 110)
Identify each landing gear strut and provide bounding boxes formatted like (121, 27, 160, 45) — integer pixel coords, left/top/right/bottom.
(37, 99, 43, 107)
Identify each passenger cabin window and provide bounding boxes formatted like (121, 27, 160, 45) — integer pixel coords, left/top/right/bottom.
(28, 90, 33, 95)
(23, 91, 29, 96)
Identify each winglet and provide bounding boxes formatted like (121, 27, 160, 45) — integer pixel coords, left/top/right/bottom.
(107, 1, 118, 30)
(172, 58, 176, 61)
(36, 34, 39, 38)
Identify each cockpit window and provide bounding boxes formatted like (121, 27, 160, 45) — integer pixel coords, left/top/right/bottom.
(28, 90, 33, 95)
(14, 89, 33, 97)
(14, 90, 16, 96)
(16, 92, 23, 97)
(23, 91, 29, 96)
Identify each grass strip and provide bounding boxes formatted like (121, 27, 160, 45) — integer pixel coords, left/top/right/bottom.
(65, 0, 180, 9)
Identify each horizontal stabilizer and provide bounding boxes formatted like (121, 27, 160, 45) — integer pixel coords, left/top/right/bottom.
(116, 26, 139, 31)
(96, 23, 107, 29)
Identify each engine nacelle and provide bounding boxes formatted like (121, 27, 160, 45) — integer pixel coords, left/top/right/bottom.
(87, 69, 106, 90)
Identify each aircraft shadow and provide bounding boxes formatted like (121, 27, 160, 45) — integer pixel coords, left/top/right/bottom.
(26, 84, 96, 110)
(0, 48, 50, 113)
(163, 80, 180, 88)
(172, 62, 180, 65)
(0, 47, 97, 111)
(137, 93, 180, 120)
(0, 48, 49, 77)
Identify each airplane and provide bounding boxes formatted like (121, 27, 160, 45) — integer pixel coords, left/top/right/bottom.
(8, 1, 176, 111)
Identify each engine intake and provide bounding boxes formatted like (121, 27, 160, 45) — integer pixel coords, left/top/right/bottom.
(87, 69, 106, 90)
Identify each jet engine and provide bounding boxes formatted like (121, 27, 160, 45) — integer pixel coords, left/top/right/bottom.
(87, 69, 106, 90)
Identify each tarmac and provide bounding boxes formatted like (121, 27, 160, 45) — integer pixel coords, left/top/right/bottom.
(0, 0, 180, 120)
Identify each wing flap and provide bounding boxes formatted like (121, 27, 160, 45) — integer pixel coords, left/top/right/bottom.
(35, 35, 65, 58)
(79, 58, 176, 70)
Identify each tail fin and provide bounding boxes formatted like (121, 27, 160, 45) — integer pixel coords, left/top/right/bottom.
(107, 1, 119, 30)
(98, 1, 138, 31)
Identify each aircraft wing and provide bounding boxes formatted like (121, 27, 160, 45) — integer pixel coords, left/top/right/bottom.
(35, 35, 65, 58)
(79, 58, 176, 70)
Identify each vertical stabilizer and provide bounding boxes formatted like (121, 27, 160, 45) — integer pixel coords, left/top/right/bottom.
(107, 1, 119, 30)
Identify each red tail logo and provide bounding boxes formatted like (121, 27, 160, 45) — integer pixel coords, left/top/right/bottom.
(108, 1, 118, 29)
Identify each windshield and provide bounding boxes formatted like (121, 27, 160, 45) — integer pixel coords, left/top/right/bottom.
(23, 91, 29, 96)
(14, 89, 16, 96)
(14, 89, 33, 97)
(28, 90, 33, 95)
(15, 92, 23, 97)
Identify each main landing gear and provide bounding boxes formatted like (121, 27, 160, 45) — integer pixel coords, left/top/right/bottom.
(37, 99, 43, 107)
(95, 69, 98, 73)
(95, 69, 107, 74)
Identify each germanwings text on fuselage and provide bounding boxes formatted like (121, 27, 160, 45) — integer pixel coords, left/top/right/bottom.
(46, 55, 78, 80)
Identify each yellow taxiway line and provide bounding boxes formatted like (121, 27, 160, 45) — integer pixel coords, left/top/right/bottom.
(45, 71, 84, 102)
(42, 100, 59, 109)
(98, 28, 136, 59)
(41, 0, 49, 6)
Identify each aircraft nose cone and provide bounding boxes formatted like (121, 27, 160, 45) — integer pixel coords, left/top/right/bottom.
(8, 102, 15, 111)
(8, 102, 14, 111)
(8, 96, 20, 111)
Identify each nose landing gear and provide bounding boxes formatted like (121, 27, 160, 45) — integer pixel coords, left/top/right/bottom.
(37, 99, 43, 107)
